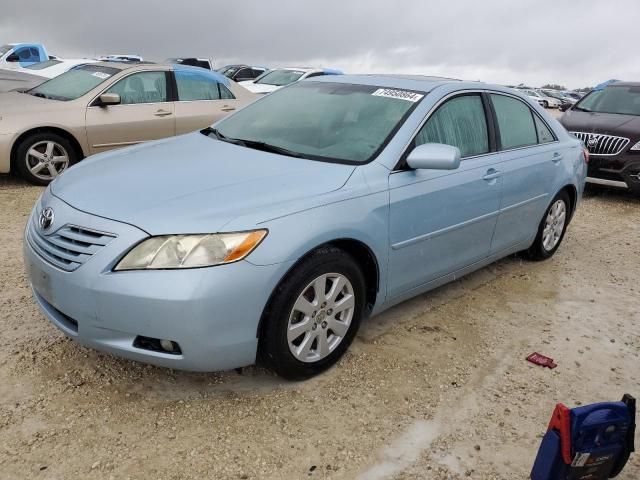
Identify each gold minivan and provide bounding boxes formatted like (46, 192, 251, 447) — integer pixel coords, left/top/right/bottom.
(0, 62, 255, 184)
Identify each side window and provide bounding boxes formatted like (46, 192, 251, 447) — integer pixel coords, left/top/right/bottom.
(16, 47, 33, 61)
(415, 94, 489, 158)
(219, 83, 235, 100)
(175, 69, 221, 101)
(251, 69, 265, 78)
(491, 94, 537, 149)
(534, 116, 555, 144)
(107, 71, 167, 105)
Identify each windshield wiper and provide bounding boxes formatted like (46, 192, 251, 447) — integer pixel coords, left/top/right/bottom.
(572, 105, 591, 112)
(203, 128, 305, 158)
(235, 139, 306, 158)
(203, 127, 246, 146)
(30, 92, 49, 99)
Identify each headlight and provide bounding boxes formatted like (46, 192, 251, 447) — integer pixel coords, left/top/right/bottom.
(114, 230, 267, 271)
(630, 141, 640, 151)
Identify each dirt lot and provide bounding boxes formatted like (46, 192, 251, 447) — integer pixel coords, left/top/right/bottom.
(0, 174, 638, 480)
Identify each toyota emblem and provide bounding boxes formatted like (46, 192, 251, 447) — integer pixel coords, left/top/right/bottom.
(39, 207, 54, 231)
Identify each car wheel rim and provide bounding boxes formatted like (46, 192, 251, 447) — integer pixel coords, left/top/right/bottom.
(287, 273, 355, 363)
(25, 141, 69, 181)
(542, 200, 566, 251)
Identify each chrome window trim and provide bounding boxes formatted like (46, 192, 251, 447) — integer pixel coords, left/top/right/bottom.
(86, 69, 171, 108)
(394, 89, 560, 171)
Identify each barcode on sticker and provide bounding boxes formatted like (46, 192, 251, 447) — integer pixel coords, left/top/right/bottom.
(571, 452, 590, 467)
(372, 88, 424, 102)
(92, 72, 111, 79)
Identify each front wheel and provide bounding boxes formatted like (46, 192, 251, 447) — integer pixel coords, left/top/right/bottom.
(259, 246, 366, 380)
(526, 191, 570, 261)
(15, 132, 78, 186)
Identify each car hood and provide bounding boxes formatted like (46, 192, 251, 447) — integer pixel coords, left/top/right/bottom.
(560, 109, 640, 137)
(0, 91, 68, 116)
(242, 82, 279, 94)
(51, 132, 356, 235)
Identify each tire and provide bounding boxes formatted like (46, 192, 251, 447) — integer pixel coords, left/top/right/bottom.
(259, 246, 366, 380)
(15, 132, 78, 186)
(542, 101, 549, 109)
(525, 190, 570, 261)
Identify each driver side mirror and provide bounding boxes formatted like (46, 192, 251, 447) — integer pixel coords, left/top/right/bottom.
(6, 53, 19, 62)
(98, 93, 121, 106)
(406, 143, 461, 170)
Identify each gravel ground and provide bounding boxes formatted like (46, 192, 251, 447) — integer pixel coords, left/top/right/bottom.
(0, 174, 638, 480)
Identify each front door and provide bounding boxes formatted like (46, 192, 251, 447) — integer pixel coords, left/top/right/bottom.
(387, 93, 503, 299)
(85, 71, 175, 154)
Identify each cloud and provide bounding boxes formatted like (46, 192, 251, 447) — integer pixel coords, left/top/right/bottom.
(1, 0, 639, 88)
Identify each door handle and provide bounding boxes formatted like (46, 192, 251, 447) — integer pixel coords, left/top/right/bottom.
(154, 110, 172, 117)
(483, 169, 502, 181)
(221, 106, 236, 112)
(552, 152, 563, 163)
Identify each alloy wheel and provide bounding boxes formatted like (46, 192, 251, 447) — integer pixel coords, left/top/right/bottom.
(542, 199, 566, 251)
(287, 273, 355, 363)
(25, 141, 70, 181)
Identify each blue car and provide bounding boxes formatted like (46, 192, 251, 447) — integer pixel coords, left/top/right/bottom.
(24, 75, 587, 379)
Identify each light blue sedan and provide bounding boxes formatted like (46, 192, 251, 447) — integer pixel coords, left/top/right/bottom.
(24, 75, 587, 379)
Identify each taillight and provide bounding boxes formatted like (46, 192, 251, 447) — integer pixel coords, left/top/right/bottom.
(582, 147, 589, 165)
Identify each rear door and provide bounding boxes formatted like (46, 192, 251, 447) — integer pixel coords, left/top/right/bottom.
(85, 70, 175, 154)
(488, 92, 561, 253)
(172, 69, 241, 134)
(387, 92, 503, 299)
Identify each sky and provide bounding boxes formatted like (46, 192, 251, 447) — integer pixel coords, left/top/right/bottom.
(1, 0, 639, 89)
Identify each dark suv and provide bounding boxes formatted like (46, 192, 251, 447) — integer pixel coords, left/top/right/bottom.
(560, 82, 640, 194)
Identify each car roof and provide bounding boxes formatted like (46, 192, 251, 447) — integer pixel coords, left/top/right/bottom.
(171, 63, 232, 84)
(308, 74, 462, 93)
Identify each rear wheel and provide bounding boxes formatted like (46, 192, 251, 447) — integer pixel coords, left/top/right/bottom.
(526, 190, 570, 261)
(542, 100, 549, 109)
(259, 246, 365, 380)
(15, 132, 78, 185)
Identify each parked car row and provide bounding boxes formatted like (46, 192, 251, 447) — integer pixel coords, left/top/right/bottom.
(514, 87, 584, 109)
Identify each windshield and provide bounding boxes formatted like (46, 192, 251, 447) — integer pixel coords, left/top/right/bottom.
(255, 69, 305, 86)
(575, 85, 640, 116)
(212, 81, 423, 164)
(28, 64, 119, 101)
(26, 59, 62, 70)
(223, 66, 241, 78)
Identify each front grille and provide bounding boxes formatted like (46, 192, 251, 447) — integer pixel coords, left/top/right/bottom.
(27, 214, 116, 271)
(571, 131, 630, 156)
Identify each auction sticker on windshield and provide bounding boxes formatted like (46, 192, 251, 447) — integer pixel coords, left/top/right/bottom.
(372, 88, 424, 102)
(92, 72, 111, 79)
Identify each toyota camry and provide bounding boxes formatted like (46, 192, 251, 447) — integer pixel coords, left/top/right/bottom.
(24, 75, 587, 379)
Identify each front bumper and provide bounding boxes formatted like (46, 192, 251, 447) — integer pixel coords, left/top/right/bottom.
(586, 154, 640, 192)
(24, 190, 289, 371)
